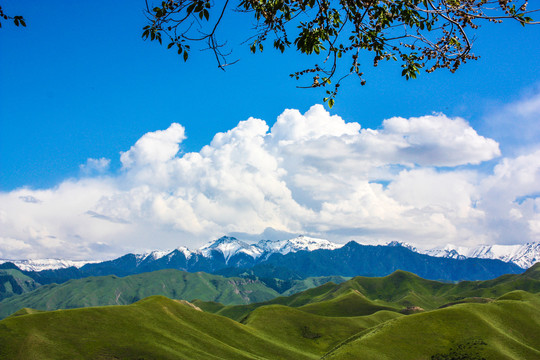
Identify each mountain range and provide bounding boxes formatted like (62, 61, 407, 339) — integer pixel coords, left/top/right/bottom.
(0, 236, 528, 299)
(420, 241, 540, 268)
(2, 235, 538, 272)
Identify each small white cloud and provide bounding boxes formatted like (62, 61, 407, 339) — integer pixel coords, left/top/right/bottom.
(120, 123, 185, 169)
(380, 114, 501, 166)
(80, 158, 111, 175)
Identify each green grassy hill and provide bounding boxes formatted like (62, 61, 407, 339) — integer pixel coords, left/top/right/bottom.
(0, 296, 313, 360)
(323, 290, 540, 360)
(0, 269, 281, 319)
(0, 291, 538, 359)
(297, 289, 399, 317)
(0, 268, 41, 300)
(0, 269, 351, 319)
(0, 265, 538, 359)
(243, 305, 402, 357)
(195, 263, 540, 321)
(0, 295, 401, 360)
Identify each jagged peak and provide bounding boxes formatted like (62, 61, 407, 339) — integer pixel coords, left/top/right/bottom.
(199, 236, 261, 263)
(385, 241, 417, 252)
(200, 236, 248, 249)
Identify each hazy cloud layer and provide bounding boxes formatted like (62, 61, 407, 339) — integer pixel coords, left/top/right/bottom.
(1, 104, 538, 260)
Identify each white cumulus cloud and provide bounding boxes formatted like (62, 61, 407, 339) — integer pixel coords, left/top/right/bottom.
(0, 104, 538, 260)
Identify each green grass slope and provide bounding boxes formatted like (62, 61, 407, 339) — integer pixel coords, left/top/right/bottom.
(0, 269, 281, 319)
(0, 269, 354, 319)
(0, 294, 405, 360)
(0, 268, 41, 300)
(280, 276, 350, 296)
(195, 281, 343, 321)
(297, 289, 399, 317)
(2, 291, 537, 360)
(323, 291, 540, 360)
(0, 296, 315, 360)
(244, 305, 402, 357)
(195, 264, 540, 321)
(1, 265, 539, 360)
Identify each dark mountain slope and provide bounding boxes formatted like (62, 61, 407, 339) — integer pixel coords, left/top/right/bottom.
(0, 269, 280, 319)
(260, 241, 523, 281)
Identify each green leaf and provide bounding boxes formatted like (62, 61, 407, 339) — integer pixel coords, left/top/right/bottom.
(328, 98, 335, 108)
(183, 51, 189, 61)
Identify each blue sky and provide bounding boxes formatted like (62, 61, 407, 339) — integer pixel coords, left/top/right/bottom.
(1, 0, 540, 259)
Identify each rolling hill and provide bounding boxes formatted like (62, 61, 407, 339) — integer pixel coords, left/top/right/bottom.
(0, 265, 40, 300)
(194, 263, 540, 321)
(0, 289, 538, 359)
(323, 290, 540, 359)
(0, 269, 348, 319)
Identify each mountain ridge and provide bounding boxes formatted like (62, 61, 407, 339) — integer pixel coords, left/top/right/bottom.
(2, 236, 537, 272)
(0, 237, 526, 290)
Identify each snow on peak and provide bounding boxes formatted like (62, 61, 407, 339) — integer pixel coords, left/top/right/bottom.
(174, 246, 192, 260)
(386, 241, 418, 252)
(257, 235, 343, 255)
(283, 235, 343, 252)
(148, 250, 169, 260)
(421, 242, 540, 268)
(465, 242, 540, 269)
(0, 259, 99, 272)
(135, 250, 169, 264)
(195, 235, 342, 262)
(199, 236, 263, 262)
(422, 244, 469, 260)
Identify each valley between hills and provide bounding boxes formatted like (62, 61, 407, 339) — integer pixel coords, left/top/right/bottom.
(0, 262, 539, 359)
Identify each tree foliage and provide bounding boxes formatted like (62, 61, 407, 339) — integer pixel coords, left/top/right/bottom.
(0, 5, 26, 28)
(143, 0, 538, 107)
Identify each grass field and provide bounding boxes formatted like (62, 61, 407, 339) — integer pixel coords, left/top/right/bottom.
(0, 264, 538, 359)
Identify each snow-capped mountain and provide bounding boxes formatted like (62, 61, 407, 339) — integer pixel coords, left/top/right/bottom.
(422, 244, 469, 260)
(4, 236, 538, 274)
(386, 241, 418, 253)
(199, 236, 264, 262)
(463, 242, 540, 269)
(0, 258, 99, 272)
(2, 236, 528, 285)
(136, 235, 343, 265)
(257, 235, 343, 256)
(412, 242, 540, 269)
(136, 235, 343, 263)
(0, 235, 343, 272)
